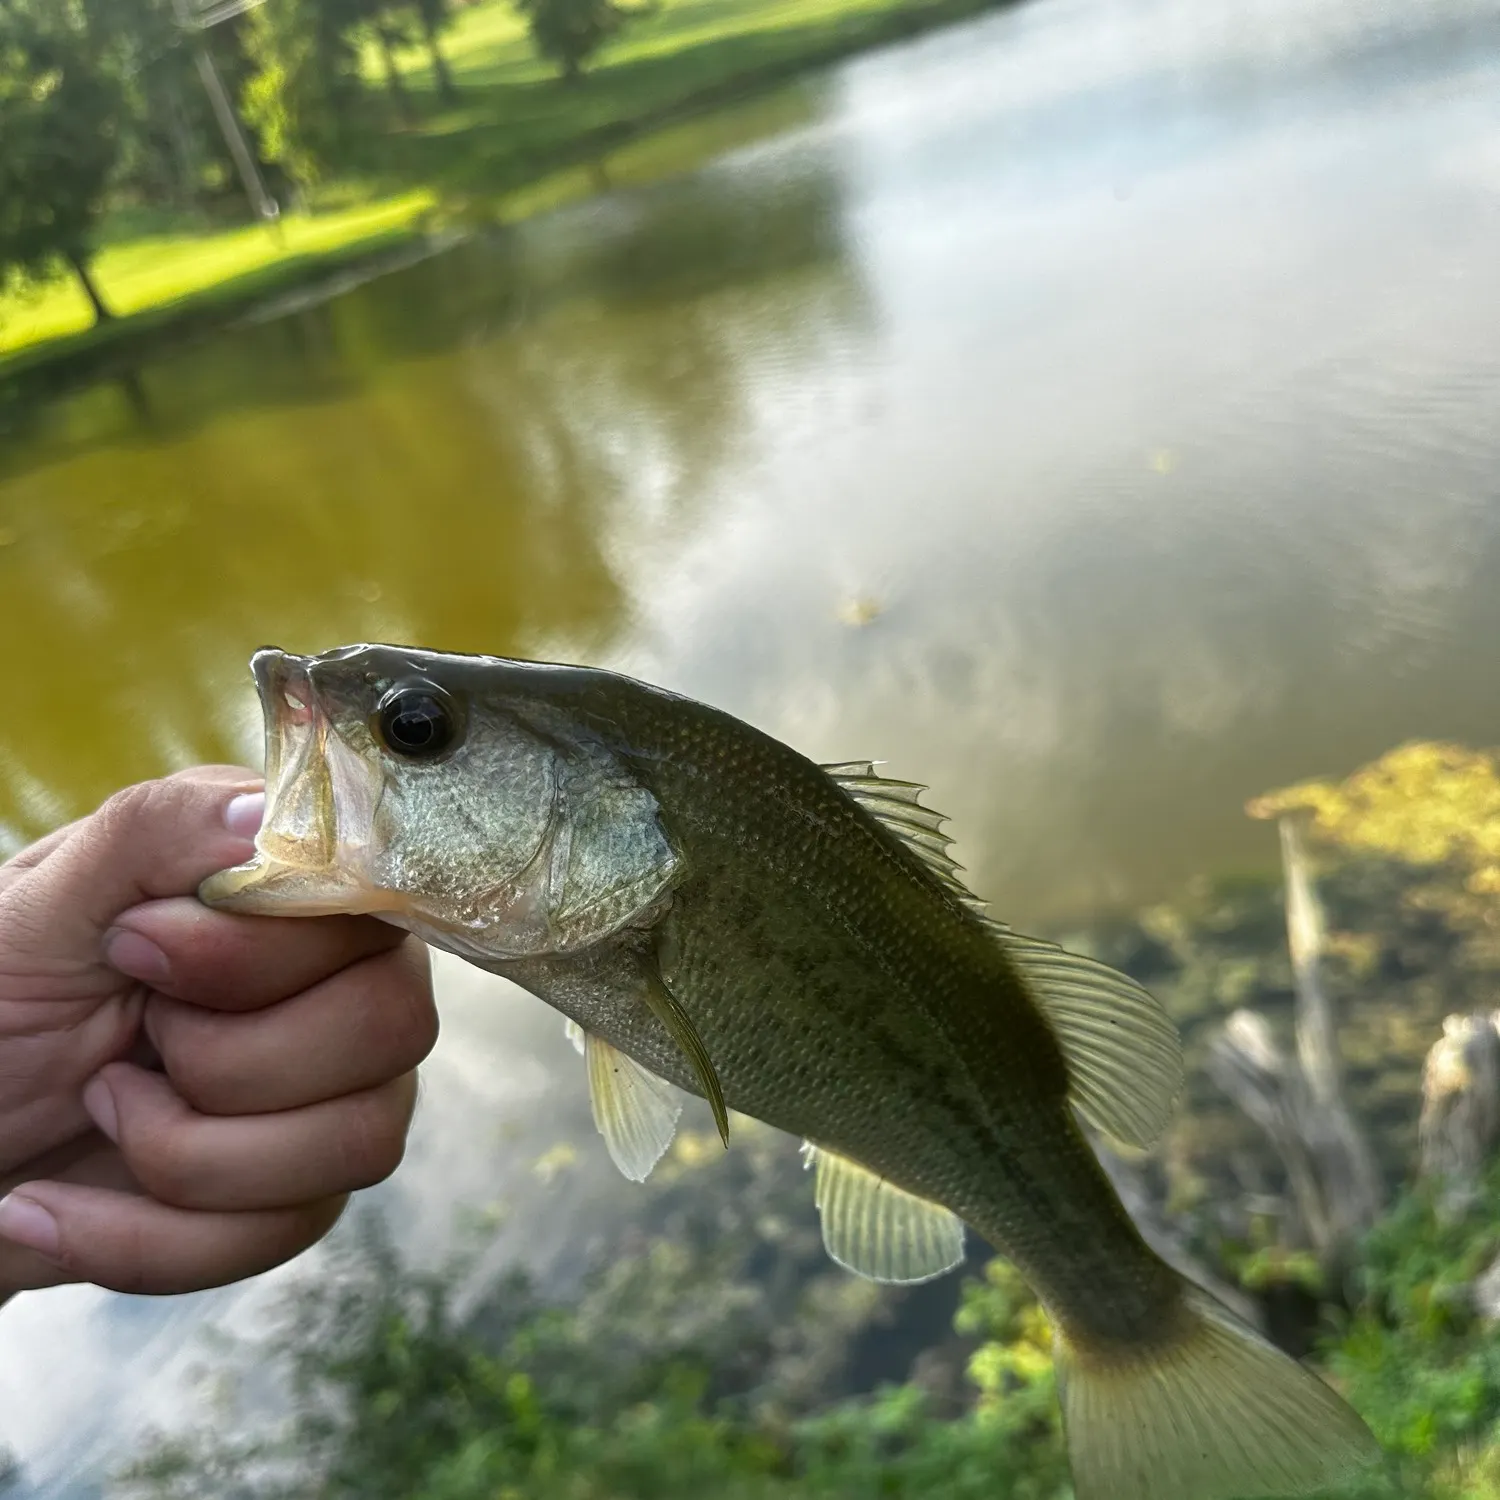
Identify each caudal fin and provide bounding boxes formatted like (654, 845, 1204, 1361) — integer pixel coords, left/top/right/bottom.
(1053, 1284, 1380, 1500)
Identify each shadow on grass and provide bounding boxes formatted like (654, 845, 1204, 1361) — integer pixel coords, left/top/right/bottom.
(351, 0, 1013, 202)
(0, 227, 422, 409)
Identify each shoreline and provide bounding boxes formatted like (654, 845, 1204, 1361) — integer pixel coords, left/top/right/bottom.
(0, 0, 1011, 412)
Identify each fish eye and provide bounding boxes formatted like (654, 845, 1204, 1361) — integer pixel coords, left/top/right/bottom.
(375, 683, 460, 760)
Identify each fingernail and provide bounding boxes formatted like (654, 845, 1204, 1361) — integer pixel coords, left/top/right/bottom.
(225, 792, 265, 840)
(0, 1194, 61, 1259)
(103, 928, 171, 986)
(83, 1075, 120, 1144)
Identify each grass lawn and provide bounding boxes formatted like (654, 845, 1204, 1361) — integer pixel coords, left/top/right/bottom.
(0, 0, 1001, 368)
(0, 195, 432, 359)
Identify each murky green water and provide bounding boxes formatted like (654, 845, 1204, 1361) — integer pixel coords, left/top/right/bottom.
(3, 0, 1499, 932)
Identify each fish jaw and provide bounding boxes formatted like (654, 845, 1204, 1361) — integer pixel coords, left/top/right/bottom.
(199, 647, 398, 917)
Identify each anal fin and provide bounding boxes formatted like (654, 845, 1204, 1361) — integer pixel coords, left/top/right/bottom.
(583, 1030, 682, 1182)
(803, 1143, 965, 1284)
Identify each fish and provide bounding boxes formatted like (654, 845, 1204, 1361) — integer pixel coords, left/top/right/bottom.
(200, 643, 1380, 1500)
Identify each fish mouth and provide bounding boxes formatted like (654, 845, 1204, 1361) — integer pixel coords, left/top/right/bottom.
(199, 647, 389, 916)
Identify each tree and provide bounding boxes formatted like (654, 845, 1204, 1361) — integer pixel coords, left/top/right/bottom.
(412, 0, 457, 102)
(239, 0, 371, 188)
(512, 0, 633, 83)
(0, 3, 124, 324)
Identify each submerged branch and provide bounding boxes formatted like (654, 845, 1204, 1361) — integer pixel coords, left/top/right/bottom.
(1208, 812, 1382, 1270)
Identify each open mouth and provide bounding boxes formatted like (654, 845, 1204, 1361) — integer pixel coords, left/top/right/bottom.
(252, 648, 337, 871)
(198, 647, 360, 915)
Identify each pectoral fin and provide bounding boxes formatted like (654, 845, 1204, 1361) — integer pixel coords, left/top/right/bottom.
(802, 1143, 965, 1283)
(641, 967, 730, 1149)
(581, 1030, 682, 1181)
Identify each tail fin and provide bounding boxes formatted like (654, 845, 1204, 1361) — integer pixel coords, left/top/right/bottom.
(1053, 1284, 1380, 1500)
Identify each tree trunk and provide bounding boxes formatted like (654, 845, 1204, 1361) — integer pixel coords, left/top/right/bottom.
(419, 10, 458, 103)
(378, 28, 414, 124)
(65, 248, 113, 325)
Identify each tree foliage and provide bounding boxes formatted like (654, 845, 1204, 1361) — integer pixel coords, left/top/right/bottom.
(512, 0, 634, 81)
(239, 0, 460, 189)
(239, 0, 372, 189)
(0, 1, 125, 321)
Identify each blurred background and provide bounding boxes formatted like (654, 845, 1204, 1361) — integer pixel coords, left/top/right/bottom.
(1, 0, 1499, 1492)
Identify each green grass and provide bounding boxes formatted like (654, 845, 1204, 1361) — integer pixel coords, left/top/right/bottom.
(0, 0, 1005, 370)
(0, 195, 431, 357)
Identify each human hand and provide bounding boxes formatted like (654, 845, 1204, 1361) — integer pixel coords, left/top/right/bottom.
(0, 767, 437, 1303)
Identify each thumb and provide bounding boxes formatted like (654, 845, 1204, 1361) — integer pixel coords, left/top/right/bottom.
(3, 768, 265, 962)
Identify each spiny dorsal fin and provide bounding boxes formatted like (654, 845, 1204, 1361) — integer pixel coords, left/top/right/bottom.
(822, 762, 971, 901)
(802, 1142, 965, 1284)
(821, 762, 1182, 1149)
(581, 1028, 682, 1182)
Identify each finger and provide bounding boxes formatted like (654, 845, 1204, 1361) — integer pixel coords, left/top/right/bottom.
(0, 1180, 346, 1296)
(3, 770, 264, 959)
(106, 897, 409, 1013)
(0, 1136, 136, 1293)
(145, 941, 436, 1115)
(0, 815, 89, 874)
(89, 1062, 419, 1212)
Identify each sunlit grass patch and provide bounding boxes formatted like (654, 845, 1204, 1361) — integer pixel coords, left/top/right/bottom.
(0, 195, 432, 358)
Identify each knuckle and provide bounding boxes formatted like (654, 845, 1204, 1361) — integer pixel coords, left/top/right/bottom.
(343, 946, 437, 1077)
(147, 1004, 228, 1111)
(95, 779, 172, 839)
(99, 1216, 154, 1296)
(287, 1196, 350, 1260)
(341, 1084, 413, 1188)
(380, 952, 440, 1067)
(133, 1123, 208, 1207)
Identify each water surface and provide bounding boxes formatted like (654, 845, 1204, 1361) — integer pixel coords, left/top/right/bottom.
(3, 0, 1500, 926)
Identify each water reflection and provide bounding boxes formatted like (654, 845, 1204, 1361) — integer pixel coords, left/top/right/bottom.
(0, 134, 865, 853)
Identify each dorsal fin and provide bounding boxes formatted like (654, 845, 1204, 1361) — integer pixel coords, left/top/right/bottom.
(822, 762, 971, 901)
(801, 1142, 965, 1283)
(986, 919, 1182, 1147)
(822, 762, 1183, 1149)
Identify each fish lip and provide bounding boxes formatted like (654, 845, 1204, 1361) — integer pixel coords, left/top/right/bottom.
(201, 647, 343, 911)
(248, 644, 333, 868)
(249, 647, 319, 773)
(250, 646, 313, 719)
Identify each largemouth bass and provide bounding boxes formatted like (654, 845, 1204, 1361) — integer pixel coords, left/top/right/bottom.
(201, 643, 1378, 1500)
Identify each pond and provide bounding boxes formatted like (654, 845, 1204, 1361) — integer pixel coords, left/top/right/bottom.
(1, 0, 1498, 1488)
